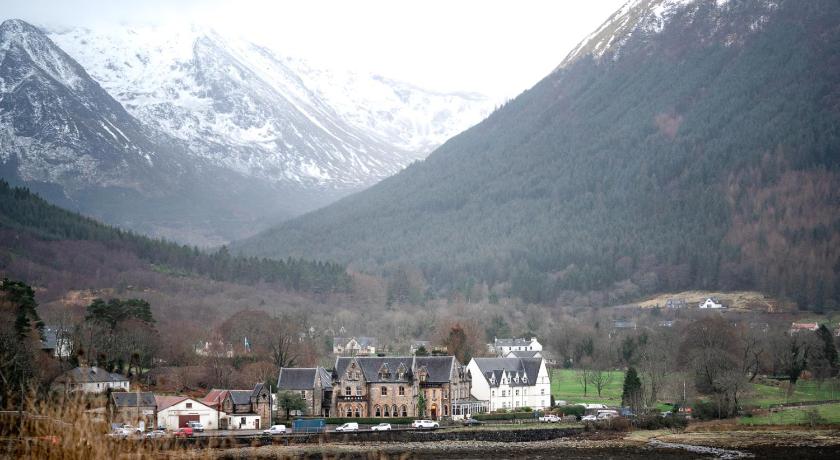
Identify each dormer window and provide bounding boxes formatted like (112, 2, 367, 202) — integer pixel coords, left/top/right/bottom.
(522, 375, 528, 383)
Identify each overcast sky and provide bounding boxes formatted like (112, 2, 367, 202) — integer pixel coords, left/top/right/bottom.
(3, 0, 625, 99)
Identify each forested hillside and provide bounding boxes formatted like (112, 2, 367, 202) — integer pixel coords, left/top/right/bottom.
(0, 180, 351, 293)
(236, 0, 840, 310)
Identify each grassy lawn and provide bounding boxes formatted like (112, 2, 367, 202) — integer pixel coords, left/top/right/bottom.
(744, 380, 840, 408)
(551, 369, 624, 406)
(739, 403, 840, 425)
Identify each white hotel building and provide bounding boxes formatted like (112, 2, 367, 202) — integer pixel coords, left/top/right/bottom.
(467, 357, 551, 412)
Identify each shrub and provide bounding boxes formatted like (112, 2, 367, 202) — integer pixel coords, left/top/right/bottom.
(558, 405, 586, 417)
(473, 412, 537, 421)
(320, 417, 415, 425)
(632, 415, 689, 430)
(586, 417, 632, 432)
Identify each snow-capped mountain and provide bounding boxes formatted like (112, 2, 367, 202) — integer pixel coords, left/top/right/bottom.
(558, 0, 778, 68)
(0, 19, 174, 192)
(48, 26, 495, 189)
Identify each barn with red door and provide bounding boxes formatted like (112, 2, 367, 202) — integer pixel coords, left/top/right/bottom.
(155, 396, 220, 431)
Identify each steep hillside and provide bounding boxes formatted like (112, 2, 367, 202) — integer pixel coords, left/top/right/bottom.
(236, 0, 840, 310)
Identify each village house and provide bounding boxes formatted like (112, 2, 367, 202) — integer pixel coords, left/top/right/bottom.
(698, 297, 724, 309)
(330, 355, 480, 420)
(492, 337, 543, 357)
(467, 357, 551, 412)
(276, 367, 333, 416)
(156, 396, 219, 431)
(333, 336, 378, 356)
(201, 384, 271, 430)
(108, 392, 156, 430)
(51, 366, 129, 394)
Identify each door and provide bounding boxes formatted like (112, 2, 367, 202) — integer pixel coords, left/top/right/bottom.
(220, 417, 228, 430)
(431, 404, 437, 420)
(178, 414, 199, 428)
(255, 419, 259, 430)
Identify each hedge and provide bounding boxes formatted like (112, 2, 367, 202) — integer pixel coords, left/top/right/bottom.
(474, 412, 539, 421)
(304, 417, 416, 425)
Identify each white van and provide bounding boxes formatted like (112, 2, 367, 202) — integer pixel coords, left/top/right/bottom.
(335, 422, 359, 432)
(596, 409, 619, 419)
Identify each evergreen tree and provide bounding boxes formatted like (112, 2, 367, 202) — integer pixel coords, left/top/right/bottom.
(621, 367, 643, 412)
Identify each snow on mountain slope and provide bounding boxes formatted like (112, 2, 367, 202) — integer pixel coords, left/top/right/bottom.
(48, 26, 495, 189)
(558, 0, 778, 69)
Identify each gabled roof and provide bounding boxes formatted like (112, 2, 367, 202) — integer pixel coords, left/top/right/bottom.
(277, 368, 318, 390)
(506, 350, 541, 359)
(335, 356, 414, 383)
(317, 367, 332, 387)
(111, 392, 156, 407)
(472, 357, 543, 387)
(155, 395, 188, 411)
(59, 366, 128, 384)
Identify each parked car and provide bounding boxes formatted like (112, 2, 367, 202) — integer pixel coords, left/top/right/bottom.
(186, 421, 205, 432)
(107, 427, 131, 438)
(539, 414, 561, 423)
(412, 420, 439, 429)
(263, 425, 287, 435)
(335, 422, 359, 432)
(174, 427, 194, 438)
(370, 423, 392, 431)
(461, 418, 483, 426)
(144, 430, 166, 439)
(581, 414, 597, 422)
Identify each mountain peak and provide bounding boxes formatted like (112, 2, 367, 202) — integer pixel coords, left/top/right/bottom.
(555, 0, 779, 70)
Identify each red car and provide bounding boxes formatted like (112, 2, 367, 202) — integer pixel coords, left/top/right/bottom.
(174, 427, 194, 438)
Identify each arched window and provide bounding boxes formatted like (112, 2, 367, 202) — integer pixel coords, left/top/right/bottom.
(354, 406, 361, 418)
(392, 405, 398, 417)
(444, 405, 448, 416)
(375, 405, 381, 417)
(383, 405, 389, 417)
(401, 405, 408, 417)
(381, 386, 388, 396)
(345, 406, 352, 417)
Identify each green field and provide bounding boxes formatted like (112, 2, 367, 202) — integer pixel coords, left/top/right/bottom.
(744, 380, 840, 408)
(551, 369, 624, 406)
(739, 403, 840, 425)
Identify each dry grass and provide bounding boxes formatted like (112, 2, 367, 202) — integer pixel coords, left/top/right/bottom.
(635, 290, 793, 312)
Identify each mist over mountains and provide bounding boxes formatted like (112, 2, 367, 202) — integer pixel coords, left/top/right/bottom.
(0, 19, 494, 245)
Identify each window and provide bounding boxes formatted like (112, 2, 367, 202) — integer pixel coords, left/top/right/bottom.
(401, 405, 408, 417)
(399, 386, 405, 396)
(392, 405, 398, 417)
(501, 390, 506, 397)
(381, 386, 388, 396)
(186, 402, 193, 409)
(491, 391, 495, 397)
(383, 405, 390, 417)
(541, 389, 545, 395)
(301, 391, 306, 398)
(345, 386, 351, 396)
(375, 405, 381, 417)
(241, 417, 246, 425)
(356, 386, 362, 396)
(515, 390, 519, 396)
(354, 407, 361, 418)
(346, 406, 352, 417)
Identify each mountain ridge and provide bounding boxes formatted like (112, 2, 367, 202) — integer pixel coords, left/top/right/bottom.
(235, 0, 840, 310)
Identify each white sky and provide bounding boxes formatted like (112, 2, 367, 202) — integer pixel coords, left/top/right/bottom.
(3, 0, 626, 99)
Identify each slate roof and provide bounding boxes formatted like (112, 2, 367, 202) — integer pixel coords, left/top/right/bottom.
(59, 366, 128, 384)
(335, 356, 414, 383)
(228, 390, 253, 405)
(277, 368, 318, 390)
(472, 357, 543, 387)
(111, 392, 156, 407)
(202, 389, 226, 406)
(414, 356, 455, 383)
(317, 367, 332, 388)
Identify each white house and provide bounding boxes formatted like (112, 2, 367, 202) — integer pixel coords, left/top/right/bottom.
(467, 357, 551, 412)
(698, 298, 723, 309)
(493, 337, 542, 356)
(155, 396, 220, 431)
(332, 336, 377, 356)
(51, 366, 129, 394)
